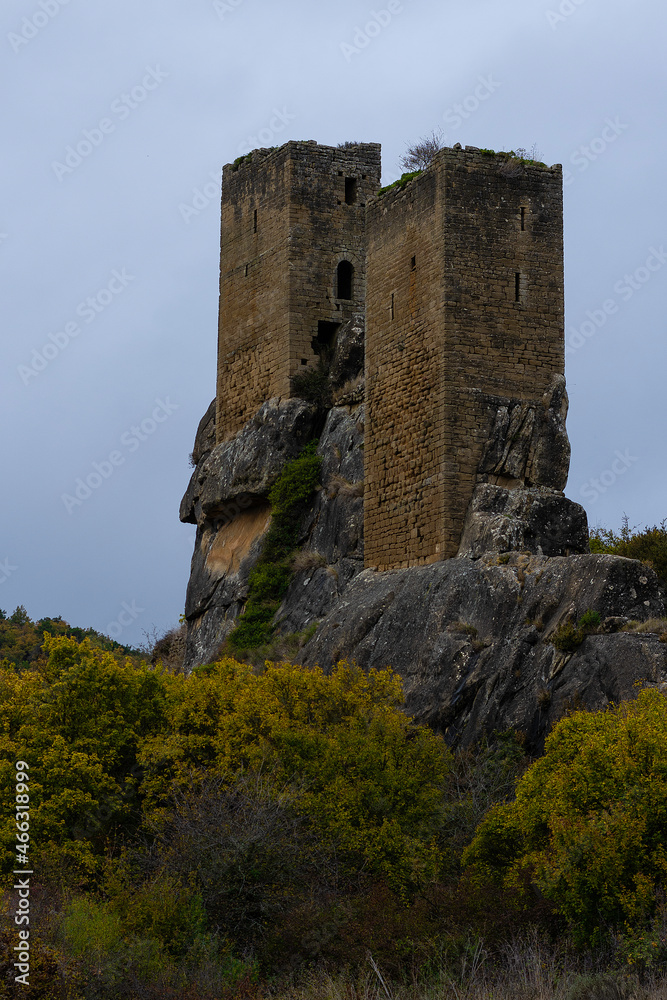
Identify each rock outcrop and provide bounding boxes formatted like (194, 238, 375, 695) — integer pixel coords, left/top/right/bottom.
(478, 376, 571, 491)
(179, 392, 366, 671)
(298, 552, 666, 753)
(179, 329, 666, 752)
(458, 484, 589, 559)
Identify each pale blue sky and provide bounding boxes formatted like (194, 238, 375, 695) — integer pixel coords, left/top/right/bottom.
(2, 0, 665, 645)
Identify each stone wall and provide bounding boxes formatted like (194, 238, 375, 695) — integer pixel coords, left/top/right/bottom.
(216, 141, 381, 442)
(364, 146, 565, 570)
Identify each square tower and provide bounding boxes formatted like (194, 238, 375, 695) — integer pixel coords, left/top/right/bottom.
(364, 146, 565, 570)
(216, 140, 381, 441)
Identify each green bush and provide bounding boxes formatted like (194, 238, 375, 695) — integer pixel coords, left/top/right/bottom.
(462, 687, 667, 945)
(290, 361, 332, 408)
(139, 658, 451, 897)
(550, 610, 601, 651)
(228, 443, 321, 651)
(590, 516, 667, 586)
(378, 169, 422, 195)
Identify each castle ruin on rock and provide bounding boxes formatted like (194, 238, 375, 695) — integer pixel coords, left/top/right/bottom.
(180, 138, 667, 749)
(215, 139, 566, 568)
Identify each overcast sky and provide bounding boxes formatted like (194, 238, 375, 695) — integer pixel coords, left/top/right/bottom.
(2, 0, 665, 647)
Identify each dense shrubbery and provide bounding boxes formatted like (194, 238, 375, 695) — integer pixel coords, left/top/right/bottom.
(227, 442, 322, 650)
(463, 688, 667, 948)
(590, 515, 667, 586)
(0, 634, 167, 882)
(5, 619, 667, 994)
(0, 604, 142, 670)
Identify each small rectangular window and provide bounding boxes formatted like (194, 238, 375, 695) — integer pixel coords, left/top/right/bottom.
(244, 264, 248, 277)
(410, 255, 416, 270)
(253, 209, 257, 233)
(345, 177, 357, 204)
(515, 273, 521, 302)
(390, 292, 395, 320)
(520, 206, 526, 231)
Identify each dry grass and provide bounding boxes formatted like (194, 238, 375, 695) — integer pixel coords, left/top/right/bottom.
(332, 373, 364, 404)
(622, 618, 667, 635)
(328, 473, 364, 499)
(447, 621, 478, 638)
(292, 549, 327, 573)
(265, 941, 667, 999)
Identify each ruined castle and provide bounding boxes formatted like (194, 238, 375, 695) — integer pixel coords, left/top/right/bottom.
(215, 139, 565, 571)
(181, 138, 667, 745)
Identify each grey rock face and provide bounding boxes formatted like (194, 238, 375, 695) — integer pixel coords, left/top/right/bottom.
(177, 376, 664, 754)
(329, 314, 365, 390)
(179, 398, 366, 670)
(180, 398, 317, 527)
(298, 552, 667, 752)
(191, 399, 216, 467)
(479, 376, 571, 491)
(458, 484, 589, 559)
(273, 404, 365, 635)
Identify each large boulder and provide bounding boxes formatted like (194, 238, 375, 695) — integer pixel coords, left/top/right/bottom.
(458, 483, 589, 558)
(180, 398, 317, 527)
(179, 398, 366, 670)
(479, 376, 571, 491)
(299, 552, 667, 752)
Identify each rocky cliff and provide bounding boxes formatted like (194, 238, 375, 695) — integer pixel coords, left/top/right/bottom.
(180, 318, 667, 751)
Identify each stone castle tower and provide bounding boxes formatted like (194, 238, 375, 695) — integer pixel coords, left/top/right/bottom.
(215, 140, 565, 571)
(216, 140, 381, 437)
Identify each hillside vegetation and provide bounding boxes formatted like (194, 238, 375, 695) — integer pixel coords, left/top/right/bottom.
(2, 518, 667, 998)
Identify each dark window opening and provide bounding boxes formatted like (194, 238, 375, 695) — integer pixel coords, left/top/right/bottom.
(520, 206, 526, 231)
(410, 255, 416, 270)
(515, 272, 521, 302)
(336, 260, 354, 300)
(390, 292, 395, 320)
(362, 173, 367, 179)
(338, 170, 343, 176)
(345, 177, 357, 204)
(244, 264, 249, 277)
(301, 358, 308, 365)
(253, 208, 257, 233)
(312, 320, 340, 358)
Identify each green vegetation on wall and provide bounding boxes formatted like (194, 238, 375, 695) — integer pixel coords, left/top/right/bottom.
(227, 442, 322, 650)
(463, 687, 667, 948)
(590, 516, 667, 587)
(5, 624, 667, 992)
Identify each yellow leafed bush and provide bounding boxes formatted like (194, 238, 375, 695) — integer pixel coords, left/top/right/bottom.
(463, 687, 667, 944)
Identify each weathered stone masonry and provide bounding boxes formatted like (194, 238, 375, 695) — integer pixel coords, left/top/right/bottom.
(215, 140, 564, 571)
(216, 140, 381, 439)
(365, 147, 564, 569)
